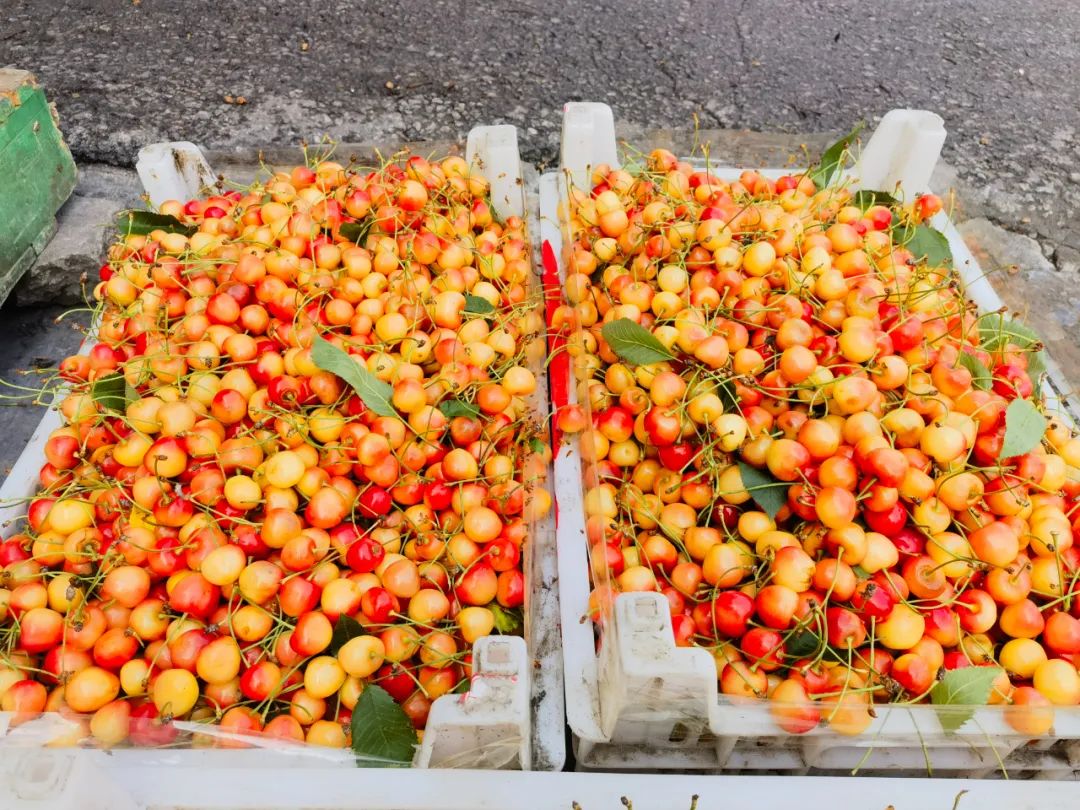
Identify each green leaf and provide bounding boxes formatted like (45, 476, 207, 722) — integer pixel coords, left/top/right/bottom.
(715, 379, 739, 413)
(736, 461, 789, 521)
(998, 398, 1045, 460)
(894, 223, 952, 267)
(529, 437, 548, 454)
(978, 314, 1042, 352)
(978, 314, 1047, 381)
(851, 565, 871, 580)
(490, 604, 523, 634)
(1028, 351, 1048, 391)
(340, 219, 373, 245)
(978, 314, 1047, 398)
(329, 614, 365, 656)
(851, 189, 898, 210)
(452, 677, 471, 694)
(90, 372, 138, 413)
(786, 629, 822, 658)
(930, 666, 1003, 733)
(350, 684, 418, 765)
(311, 335, 397, 418)
(956, 352, 992, 391)
(464, 294, 496, 315)
(601, 318, 675, 366)
(116, 210, 196, 237)
(808, 122, 864, 189)
(438, 398, 480, 420)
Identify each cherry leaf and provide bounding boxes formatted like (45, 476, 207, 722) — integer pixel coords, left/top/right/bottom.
(452, 677, 471, 694)
(979, 313, 1043, 353)
(311, 335, 397, 418)
(930, 666, 1003, 733)
(956, 352, 992, 391)
(350, 684, 418, 766)
(736, 461, 788, 521)
(894, 223, 952, 267)
(116, 210, 196, 237)
(851, 189, 898, 210)
(438, 399, 480, 419)
(786, 629, 822, 658)
(339, 219, 372, 245)
(978, 314, 1047, 396)
(601, 318, 675, 366)
(328, 614, 365, 656)
(90, 372, 138, 413)
(998, 398, 1045, 460)
(808, 122, 864, 189)
(715, 379, 739, 412)
(464, 294, 496, 315)
(490, 604, 523, 634)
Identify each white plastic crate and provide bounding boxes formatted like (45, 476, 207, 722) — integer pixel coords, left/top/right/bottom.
(543, 103, 1080, 775)
(0, 124, 565, 808)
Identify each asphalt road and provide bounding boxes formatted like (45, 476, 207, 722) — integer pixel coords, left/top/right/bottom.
(3, 0, 1079, 257)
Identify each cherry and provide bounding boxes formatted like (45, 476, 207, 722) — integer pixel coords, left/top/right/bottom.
(374, 664, 414, 703)
(850, 578, 895, 622)
(345, 537, 386, 574)
(710, 591, 754, 638)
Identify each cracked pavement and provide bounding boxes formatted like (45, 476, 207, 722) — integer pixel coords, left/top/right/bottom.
(1, 0, 1077, 266)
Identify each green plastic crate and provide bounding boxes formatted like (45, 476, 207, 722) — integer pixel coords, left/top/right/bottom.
(0, 69, 77, 304)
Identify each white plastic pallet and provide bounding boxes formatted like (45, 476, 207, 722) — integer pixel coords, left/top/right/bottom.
(0, 125, 564, 809)
(544, 103, 1079, 775)
(5, 752, 1080, 810)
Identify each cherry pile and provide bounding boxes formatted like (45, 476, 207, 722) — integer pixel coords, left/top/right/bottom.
(554, 149, 1079, 736)
(0, 154, 551, 753)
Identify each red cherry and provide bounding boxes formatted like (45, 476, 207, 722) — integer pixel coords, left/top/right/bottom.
(0, 539, 30, 567)
(825, 607, 866, 648)
(890, 526, 925, 557)
(485, 537, 521, 573)
(888, 314, 925, 352)
(671, 613, 696, 647)
(267, 375, 305, 409)
(710, 591, 754, 638)
(360, 587, 398, 624)
(375, 664, 414, 703)
(864, 503, 906, 537)
(496, 569, 526, 608)
(775, 175, 799, 193)
(739, 627, 785, 671)
(850, 578, 895, 621)
(992, 364, 1033, 400)
(357, 487, 392, 518)
(657, 443, 696, 471)
(915, 193, 943, 221)
(130, 702, 179, 745)
(345, 538, 386, 574)
(233, 526, 270, 559)
(868, 206, 893, 230)
(942, 651, 973, 670)
(168, 573, 220, 618)
(642, 407, 681, 447)
(424, 481, 453, 511)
